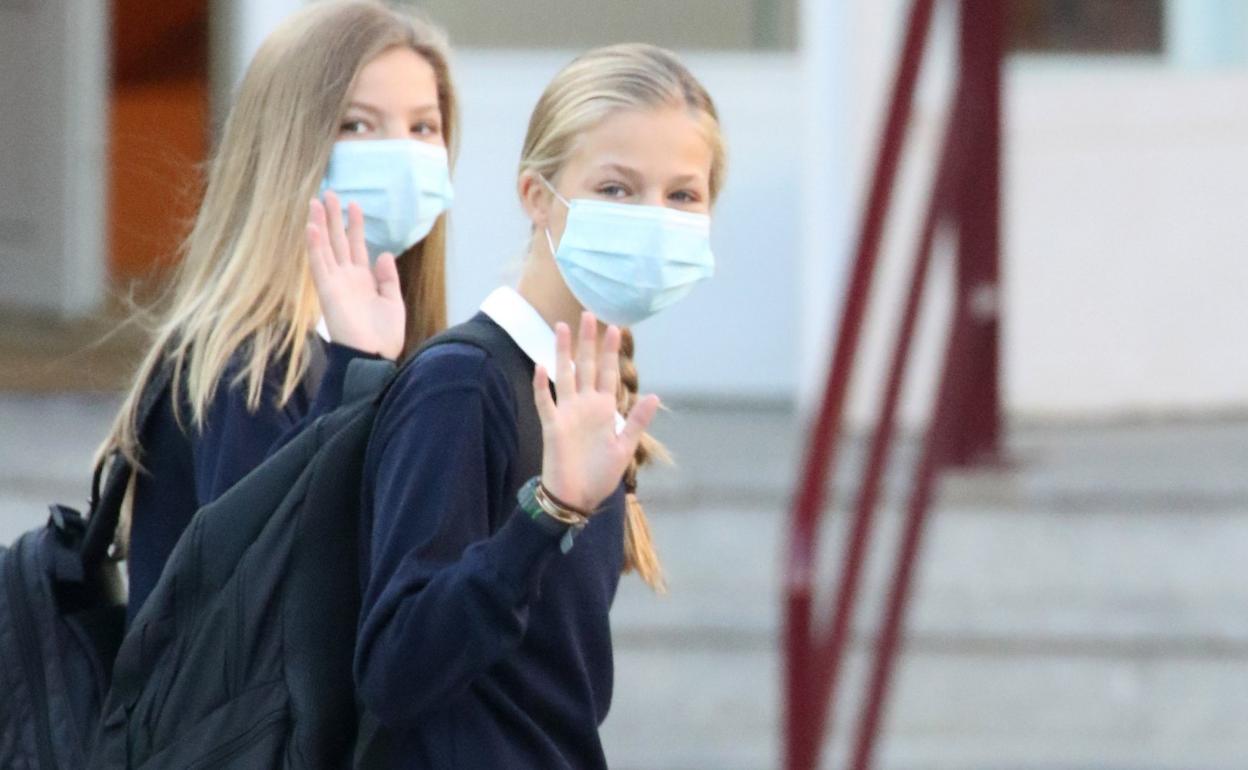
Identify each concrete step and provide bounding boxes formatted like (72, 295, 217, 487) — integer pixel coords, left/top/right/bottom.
(609, 504, 1248, 647)
(606, 449, 1248, 770)
(602, 643, 1248, 770)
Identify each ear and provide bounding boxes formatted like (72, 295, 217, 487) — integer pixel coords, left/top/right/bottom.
(518, 170, 553, 230)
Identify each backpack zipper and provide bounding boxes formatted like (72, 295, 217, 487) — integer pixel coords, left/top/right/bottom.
(6, 537, 61, 770)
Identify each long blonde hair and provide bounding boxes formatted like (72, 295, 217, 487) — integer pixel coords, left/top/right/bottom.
(100, 0, 457, 473)
(518, 44, 727, 591)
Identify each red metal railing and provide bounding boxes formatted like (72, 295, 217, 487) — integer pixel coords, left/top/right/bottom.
(784, 1, 1003, 768)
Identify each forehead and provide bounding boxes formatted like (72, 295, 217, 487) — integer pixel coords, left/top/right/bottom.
(351, 46, 438, 104)
(566, 105, 713, 182)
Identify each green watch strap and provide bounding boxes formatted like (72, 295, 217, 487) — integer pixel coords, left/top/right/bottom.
(516, 476, 578, 553)
(516, 476, 546, 521)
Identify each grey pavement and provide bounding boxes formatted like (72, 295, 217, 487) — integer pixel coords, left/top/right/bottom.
(2, 393, 1247, 768)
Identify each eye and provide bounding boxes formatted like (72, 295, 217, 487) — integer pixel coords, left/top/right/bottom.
(338, 119, 371, 136)
(412, 120, 441, 137)
(596, 183, 630, 199)
(669, 189, 700, 204)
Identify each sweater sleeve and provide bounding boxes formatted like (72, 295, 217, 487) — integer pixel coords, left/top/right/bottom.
(354, 344, 565, 728)
(267, 342, 383, 454)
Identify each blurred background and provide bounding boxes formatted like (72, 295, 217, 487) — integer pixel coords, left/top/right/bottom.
(1, 0, 1246, 768)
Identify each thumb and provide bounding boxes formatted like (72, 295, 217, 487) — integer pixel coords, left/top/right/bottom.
(373, 252, 402, 300)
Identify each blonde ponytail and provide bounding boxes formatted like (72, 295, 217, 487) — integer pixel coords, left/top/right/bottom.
(616, 328, 669, 592)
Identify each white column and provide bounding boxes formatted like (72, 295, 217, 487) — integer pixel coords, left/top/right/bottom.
(796, 0, 854, 411)
(0, 0, 108, 318)
(210, 0, 309, 129)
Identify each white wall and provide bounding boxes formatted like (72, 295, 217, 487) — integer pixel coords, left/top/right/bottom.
(0, 0, 107, 319)
(1005, 61, 1248, 418)
(797, 0, 853, 414)
(447, 51, 803, 401)
(799, 0, 1248, 423)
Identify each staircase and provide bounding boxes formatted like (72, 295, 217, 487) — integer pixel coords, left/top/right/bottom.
(602, 407, 1248, 769)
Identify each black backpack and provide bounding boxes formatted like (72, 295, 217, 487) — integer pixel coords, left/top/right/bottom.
(0, 364, 172, 770)
(88, 318, 530, 769)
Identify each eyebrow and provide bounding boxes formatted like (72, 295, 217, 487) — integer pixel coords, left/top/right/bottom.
(595, 163, 644, 182)
(344, 101, 382, 117)
(667, 173, 706, 187)
(596, 164, 707, 189)
(344, 101, 440, 117)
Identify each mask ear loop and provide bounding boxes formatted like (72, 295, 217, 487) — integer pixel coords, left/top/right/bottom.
(539, 174, 571, 258)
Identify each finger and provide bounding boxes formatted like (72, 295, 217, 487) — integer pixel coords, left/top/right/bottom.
(306, 222, 329, 288)
(532, 365, 557, 425)
(347, 202, 369, 267)
(323, 190, 350, 266)
(373, 252, 402, 301)
(619, 394, 660, 450)
(575, 311, 596, 392)
(554, 322, 575, 404)
(309, 200, 336, 275)
(596, 324, 621, 394)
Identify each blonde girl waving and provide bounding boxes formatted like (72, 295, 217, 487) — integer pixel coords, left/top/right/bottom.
(352, 43, 724, 768)
(97, 0, 458, 622)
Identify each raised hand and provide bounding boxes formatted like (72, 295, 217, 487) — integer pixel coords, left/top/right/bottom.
(532, 312, 660, 513)
(306, 190, 406, 360)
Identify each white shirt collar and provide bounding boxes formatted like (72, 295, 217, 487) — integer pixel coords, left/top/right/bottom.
(315, 317, 331, 342)
(480, 286, 558, 376)
(480, 286, 626, 434)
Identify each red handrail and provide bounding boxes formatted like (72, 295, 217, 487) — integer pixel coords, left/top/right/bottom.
(784, 1, 1003, 768)
(783, 1, 937, 765)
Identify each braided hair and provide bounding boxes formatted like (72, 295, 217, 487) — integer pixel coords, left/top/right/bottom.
(517, 44, 726, 590)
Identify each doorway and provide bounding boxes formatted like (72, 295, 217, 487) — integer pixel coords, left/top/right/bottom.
(109, 0, 210, 283)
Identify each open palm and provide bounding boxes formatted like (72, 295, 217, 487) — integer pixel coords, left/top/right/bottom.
(306, 191, 406, 360)
(533, 313, 660, 513)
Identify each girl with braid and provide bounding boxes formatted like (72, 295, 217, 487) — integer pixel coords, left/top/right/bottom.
(341, 43, 724, 768)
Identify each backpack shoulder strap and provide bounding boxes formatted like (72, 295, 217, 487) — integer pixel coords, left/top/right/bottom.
(78, 361, 174, 572)
(422, 313, 543, 476)
(408, 314, 539, 433)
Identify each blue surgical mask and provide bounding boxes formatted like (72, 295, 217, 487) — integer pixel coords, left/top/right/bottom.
(321, 139, 453, 262)
(542, 178, 714, 327)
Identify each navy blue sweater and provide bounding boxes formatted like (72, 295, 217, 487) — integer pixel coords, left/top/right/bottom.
(127, 339, 374, 623)
(356, 320, 625, 769)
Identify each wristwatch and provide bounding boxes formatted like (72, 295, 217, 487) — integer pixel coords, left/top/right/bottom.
(517, 476, 585, 553)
